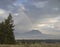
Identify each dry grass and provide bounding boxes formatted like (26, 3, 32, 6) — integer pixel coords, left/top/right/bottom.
(0, 43, 60, 47)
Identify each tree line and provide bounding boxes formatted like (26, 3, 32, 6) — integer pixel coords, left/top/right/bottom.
(0, 14, 16, 44)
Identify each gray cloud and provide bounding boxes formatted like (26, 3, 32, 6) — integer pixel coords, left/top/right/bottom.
(0, 0, 16, 10)
(0, 0, 60, 39)
(41, 27, 60, 35)
(22, 0, 60, 24)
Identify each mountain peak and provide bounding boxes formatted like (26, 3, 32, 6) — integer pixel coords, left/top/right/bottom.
(30, 30, 42, 34)
(24, 30, 42, 35)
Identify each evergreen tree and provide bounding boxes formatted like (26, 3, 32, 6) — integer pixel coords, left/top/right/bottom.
(0, 13, 16, 44)
(0, 22, 5, 44)
(4, 13, 16, 44)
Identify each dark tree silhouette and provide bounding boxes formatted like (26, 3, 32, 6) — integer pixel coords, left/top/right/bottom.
(0, 14, 16, 44)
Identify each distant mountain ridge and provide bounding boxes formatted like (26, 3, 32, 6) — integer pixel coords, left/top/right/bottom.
(16, 30, 60, 39)
(23, 30, 42, 35)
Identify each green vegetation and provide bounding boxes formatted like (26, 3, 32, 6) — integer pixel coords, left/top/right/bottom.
(0, 14, 16, 44)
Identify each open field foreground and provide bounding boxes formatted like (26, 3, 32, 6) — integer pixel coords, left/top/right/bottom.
(0, 43, 60, 47)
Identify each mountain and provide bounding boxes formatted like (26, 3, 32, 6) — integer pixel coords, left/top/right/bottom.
(23, 30, 42, 36)
(15, 30, 60, 39)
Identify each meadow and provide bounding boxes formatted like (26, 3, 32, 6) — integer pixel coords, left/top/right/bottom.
(0, 43, 60, 47)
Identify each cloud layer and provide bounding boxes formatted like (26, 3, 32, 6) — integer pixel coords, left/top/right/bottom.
(0, 0, 60, 39)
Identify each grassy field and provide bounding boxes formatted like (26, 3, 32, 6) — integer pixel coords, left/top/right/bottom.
(0, 43, 60, 47)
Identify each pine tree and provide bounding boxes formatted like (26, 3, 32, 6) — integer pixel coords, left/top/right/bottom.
(0, 22, 5, 44)
(0, 13, 16, 44)
(4, 13, 16, 44)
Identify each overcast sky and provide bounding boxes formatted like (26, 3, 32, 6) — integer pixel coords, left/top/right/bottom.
(0, 0, 60, 39)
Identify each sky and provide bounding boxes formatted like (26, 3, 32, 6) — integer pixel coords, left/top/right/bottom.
(0, 0, 60, 39)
